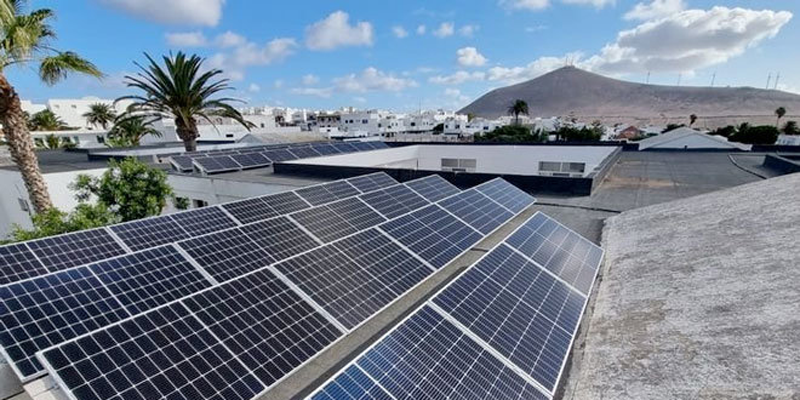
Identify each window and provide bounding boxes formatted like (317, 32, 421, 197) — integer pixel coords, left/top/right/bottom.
(18, 198, 29, 212)
(441, 158, 477, 172)
(96, 136, 105, 144)
(362, 119, 368, 124)
(193, 199, 208, 208)
(260, 123, 265, 128)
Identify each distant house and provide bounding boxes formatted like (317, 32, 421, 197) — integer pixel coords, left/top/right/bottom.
(637, 127, 750, 150)
(614, 125, 641, 141)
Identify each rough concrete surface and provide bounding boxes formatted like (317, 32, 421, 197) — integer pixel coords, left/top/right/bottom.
(563, 172, 800, 400)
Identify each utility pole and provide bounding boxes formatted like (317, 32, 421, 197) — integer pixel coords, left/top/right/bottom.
(774, 73, 780, 90)
(710, 72, 716, 87)
(646, 71, 650, 84)
(677, 73, 682, 86)
(766, 73, 772, 89)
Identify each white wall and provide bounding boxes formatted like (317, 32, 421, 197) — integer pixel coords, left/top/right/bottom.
(167, 175, 307, 207)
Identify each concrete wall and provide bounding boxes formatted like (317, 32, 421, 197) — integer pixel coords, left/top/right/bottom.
(167, 175, 304, 208)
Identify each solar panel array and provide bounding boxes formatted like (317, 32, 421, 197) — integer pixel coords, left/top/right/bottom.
(34, 177, 535, 399)
(170, 141, 390, 175)
(310, 211, 603, 400)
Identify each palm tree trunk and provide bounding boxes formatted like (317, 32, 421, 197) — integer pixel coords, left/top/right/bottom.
(0, 73, 53, 213)
(175, 118, 199, 152)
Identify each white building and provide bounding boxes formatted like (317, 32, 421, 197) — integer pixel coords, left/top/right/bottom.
(776, 134, 800, 146)
(22, 97, 134, 130)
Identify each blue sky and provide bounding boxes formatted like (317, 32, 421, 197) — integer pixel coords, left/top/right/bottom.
(9, 0, 800, 112)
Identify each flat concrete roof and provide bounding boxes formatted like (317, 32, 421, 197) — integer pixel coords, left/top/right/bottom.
(563, 172, 800, 399)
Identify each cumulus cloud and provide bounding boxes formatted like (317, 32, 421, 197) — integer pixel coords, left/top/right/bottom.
(586, 7, 793, 74)
(99, 0, 224, 26)
(624, 0, 686, 21)
(305, 11, 374, 50)
(459, 25, 479, 37)
(248, 83, 261, 93)
(334, 67, 418, 92)
(499, 0, 550, 11)
(487, 54, 580, 83)
(429, 71, 486, 85)
(302, 74, 320, 85)
(561, 0, 616, 9)
(290, 87, 332, 98)
(392, 26, 409, 38)
(457, 47, 488, 67)
(207, 37, 297, 81)
(215, 31, 246, 48)
(433, 22, 455, 38)
(416, 25, 427, 35)
(165, 31, 207, 47)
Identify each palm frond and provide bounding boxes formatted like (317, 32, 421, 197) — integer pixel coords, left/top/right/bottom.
(39, 51, 102, 85)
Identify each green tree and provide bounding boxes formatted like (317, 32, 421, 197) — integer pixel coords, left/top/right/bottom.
(689, 114, 698, 126)
(662, 123, 686, 133)
(71, 157, 173, 221)
(82, 103, 116, 130)
(28, 109, 66, 131)
(118, 52, 253, 152)
(34, 133, 74, 149)
(106, 115, 161, 147)
(782, 120, 799, 135)
(775, 106, 786, 127)
(710, 125, 736, 138)
(730, 125, 779, 145)
(552, 125, 603, 142)
(10, 204, 119, 241)
(0, 0, 103, 213)
(475, 125, 543, 143)
(507, 99, 529, 126)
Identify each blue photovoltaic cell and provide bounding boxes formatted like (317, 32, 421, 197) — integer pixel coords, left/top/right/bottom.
(221, 190, 310, 226)
(182, 268, 342, 387)
(169, 156, 195, 172)
(379, 205, 482, 269)
(296, 181, 361, 206)
(367, 142, 389, 149)
(0, 243, 47, 285)
(405, 175, 460, 202)
(505, 213, 603, 295)
(291, 198, 385, 243)
(260, 191, 311, 215)
(88, 245, 212, 315)
(359, 184, 429, 219)
(348, 142, 374, 152)
(40, 302, 264, 400)
(275, 229, 431, 330)
(26, 229, 127, 273)
(177, 228, 274, 283)
(289, 146, 322, 159)
(311, 365, 391, 400)
(474, 179, 536, 214)
(193, 156, 239, 173)
(346, 173, 398, 193)
(332, 143, 358, 153)
(230, 153, 270, 169)
(438, 189, 514, 234)
(110, 216, 190, 252)
(262, 149, 297, 163)
(169, 207, 238, 236)
(345, 306, 548, 400)
(433, 244, 584, 392)
(311, 144, 341, 156)
(0, 267, 129, 379)
(239, 216, 320, 262)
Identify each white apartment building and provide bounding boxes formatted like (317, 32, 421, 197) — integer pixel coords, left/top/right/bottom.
(22, 97, 134, 129)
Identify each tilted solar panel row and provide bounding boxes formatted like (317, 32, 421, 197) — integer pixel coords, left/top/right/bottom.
(35, 178, 534, 400)
(310, 211, 602, 400)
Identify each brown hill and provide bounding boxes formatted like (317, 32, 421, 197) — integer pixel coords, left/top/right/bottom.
(459, 67, 800, 125)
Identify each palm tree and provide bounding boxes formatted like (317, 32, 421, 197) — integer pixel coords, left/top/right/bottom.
(775, 107, 786, 127)
(118, 52, 252, 152)
(507, 99, 529, 126)
(82, 103, 116, 130)
(0, 0, 102, 213)
(29, 109, 66, 131)
(107, 115, 161, 147)
(689, 114, 698, 127)
(34, 134, 73, 149)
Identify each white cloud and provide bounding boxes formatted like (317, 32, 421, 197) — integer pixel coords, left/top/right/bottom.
(624, 0, 685, 21)
(305, 11, 374, 50)
(334, 67, 418, 93)
(561, 0, 616, 9)
(459, 25, 479, 37)
(416, 25, 427, 35)
(525, 25, 548, 32)
(429, 71, 486, 85)
(99, 0, 224, 26)
(290, 87, 333, 98)
(274, 80, 284, 89)
(353, 96, 367, 103)
(392, 25, 409, 38)
(444, 88, 471, 104)
(487, 54, 579, 83)
(302, 74, 320, 85)
(585, 7, 793, 74)
(230, 38, 297, 67)
(215, 31, 246, 48)
(500, 0, 550, 11)
(165, 31, 207, 47)
(457, 47, 488, 67)
(248, 83, 261, 93)
(433, 22, 455, 38)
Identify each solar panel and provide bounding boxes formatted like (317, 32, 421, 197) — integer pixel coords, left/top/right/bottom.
(169, 206, 238, 236)
(359, 184, 429, 219)
(312, 306, 548, 400)
(348, 142, 374, 152)
(0, 267, 129, 379)
(221, 198, 278, 225)
(177, 228, 274, 283)
(291, 198, 385, 243)
(230, 153, 271, 169)
(504, 213, 603, 295)
(26, 229, 127, 273)
(239, 216, 320, 262)
(110, 216, 190, 252)
(88, 245, 213, 315)
(263, 149, 298, 163)
(311, 143, 340, 156)
(332, 143, 358, 153)
(275, 229, 431, 330)
(0, 243, 47, 285)
(367, 142, 389, 149)
(289, 146, 322, 159)
(193, 156, 232, 174)
(379, 205, 482, 269)
(405, 175, 460, 202)
(296, 181, 360, 206)
(474, 179, 536, 213)
(260, 191, 310, 215)
(346, 172, 398, 193)
(433, 243, 584, 392)
(169, 156, 195, 172)
(438, 189, 514, 234)
(39, 302, 265, 400)
(182, 268, 342, 387)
